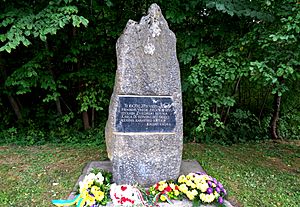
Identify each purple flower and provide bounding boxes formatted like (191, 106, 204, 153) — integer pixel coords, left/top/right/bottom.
(217, 182, 223, 189)
(195, 171, 206, 175)
(207, 188, 213, 194)
(213, 178, 218, 184)
(215, 187, 221, 194)
(221, 188, 227, 196)
(218, 196, 224, 204)
(207, 180, 212, 187)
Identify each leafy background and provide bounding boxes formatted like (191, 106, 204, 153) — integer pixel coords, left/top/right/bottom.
(0, 0, 299, 145)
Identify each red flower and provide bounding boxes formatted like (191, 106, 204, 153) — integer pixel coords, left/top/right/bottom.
(121, 186, 127, 191)
(165, 186, 172, 192)
(175, 185, 179, 190)
(121, 197, 127, 204)
(155, 184, 159, 190)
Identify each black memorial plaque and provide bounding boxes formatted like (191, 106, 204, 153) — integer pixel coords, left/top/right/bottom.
(115, 96, 176, 133)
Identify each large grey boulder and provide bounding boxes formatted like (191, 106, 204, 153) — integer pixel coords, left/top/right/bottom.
(105, 3, 183, 187)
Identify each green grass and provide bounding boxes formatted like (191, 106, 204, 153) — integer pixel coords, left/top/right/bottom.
(0, 141, 299, 207)
(183, 141, 300, 207)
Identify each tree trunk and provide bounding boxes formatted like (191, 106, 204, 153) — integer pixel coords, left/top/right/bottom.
(8, 95, 22, 120)
(45, 41, 63, 115)
(259, 87, 271, 120)
(82, 111, 91, 130)
(91, 108, 95, 128)
(0, 56, 22, 121)
(55, 98, 63, 115)
(223, 77, 241, 124)
(270, 92, 281, 139)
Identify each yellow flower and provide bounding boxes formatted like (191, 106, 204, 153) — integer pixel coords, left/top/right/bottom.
(174, 190, 180, 196)
(186, 174, 192, 180)
(206, 194, 215, 203)
(191, 189, 198, 196)
(201, 175, 210, 181)
(178, 175, 187, 183)
(158, 183, 167, 191)
(179, 184, 188, 194)
(91, 186, 100, 194)
(83, 194, 95, 206)
(186, 180, 193, 187)
(198, 183, 209, 193)
(81, 191, 89, 200)
(170, 183, 176, 190)
(200, 193, 206, 202)
(194, 176, 202, 184)
(159, 180, 166, 185)
(160, 195, 167, 202)
(79, 182, 89, 194)
(186, 191, 195, 200)
(95, 191, 105, 201)
(212, 183, 216, 188)
(87, 179, 94, 187)
(199, 193, 215, 203)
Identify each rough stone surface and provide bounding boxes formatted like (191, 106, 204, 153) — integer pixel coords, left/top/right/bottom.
(105, 3, 183, 187)
(67, 161, 234, 207)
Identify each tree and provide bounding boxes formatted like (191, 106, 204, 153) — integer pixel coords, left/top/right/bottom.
(0, 0, 88, 124)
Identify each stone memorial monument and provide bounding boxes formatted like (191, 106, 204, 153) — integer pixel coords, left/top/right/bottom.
(105, 3, 183, 187)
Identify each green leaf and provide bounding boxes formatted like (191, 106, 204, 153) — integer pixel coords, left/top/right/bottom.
(276, 69, 284, 76)
(22, 38, 31, 47)
(24, 31, 30, 36)
(59, 20, 64, 28)
(27, 24, 33, 30)
(272, 35, 278, 41)
(105, 0, 113, 7)
(0, 34, 6, 42)
(216, 3, 225, 11)
(230, 73, 235, 81)
(80, 17, 89, 27)
(5, 45, 11, 53)
(8, 41, 17, 49)
(39, 34, 47, 42)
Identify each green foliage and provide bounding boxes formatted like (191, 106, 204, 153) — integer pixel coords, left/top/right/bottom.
(0, 1, 88, 53)
(76, 82, 106, 112)
(0, 124, 106, 145)
(221, 109, 269, 143)
(187, 51, 243, 133)
(0, 0, 299, 144)
(205, 0, 274, 21)
(0, 124, 46, 145)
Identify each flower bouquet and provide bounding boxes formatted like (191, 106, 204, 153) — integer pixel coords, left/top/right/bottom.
(110, 184, 143, 206)
(52, 169, 112, 207)
(148, 180, 182, 204)
(177, 172, 227, 206)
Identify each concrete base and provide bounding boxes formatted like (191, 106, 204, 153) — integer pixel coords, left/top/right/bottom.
(67, 160, 233, 207)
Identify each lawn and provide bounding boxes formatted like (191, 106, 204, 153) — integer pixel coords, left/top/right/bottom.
(0, 141, 299, 207)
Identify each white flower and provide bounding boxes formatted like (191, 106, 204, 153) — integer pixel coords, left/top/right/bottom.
(96, 172, 104, 184)
(86, 173, 97, 181)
